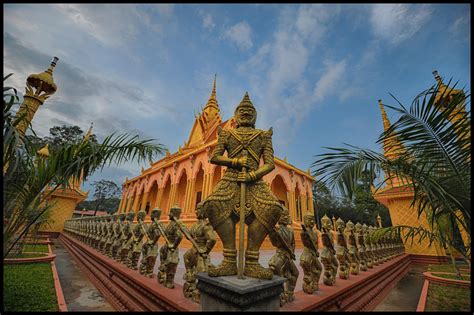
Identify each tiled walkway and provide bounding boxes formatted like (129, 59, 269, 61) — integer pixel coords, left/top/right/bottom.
(52, 239, 115, 311)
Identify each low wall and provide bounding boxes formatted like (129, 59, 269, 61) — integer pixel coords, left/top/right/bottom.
(59, 233, 199, 312)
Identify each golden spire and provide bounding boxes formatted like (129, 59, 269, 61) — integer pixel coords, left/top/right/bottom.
(83, 122, 93, 141)
(432, 70, 467, 128)
(378, 99, 406, 161)
(203, 74, 219, 112)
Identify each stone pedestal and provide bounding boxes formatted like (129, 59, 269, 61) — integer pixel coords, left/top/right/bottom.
(196, 273, 286, 311)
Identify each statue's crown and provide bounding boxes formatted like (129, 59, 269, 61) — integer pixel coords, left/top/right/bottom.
(235, 92, 255, 112)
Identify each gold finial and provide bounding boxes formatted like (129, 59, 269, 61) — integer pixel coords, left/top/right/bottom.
(203, 74, 219, 111)
(332, 215, 337, 230)
(378, 99, 391, 133)
(378, 99, 406, 161)
(37, 143, 50, 158)
(432, 70, 442, 84)
(376, 214, 382, 228)
(27, 56, 59, 97)
(83, 122, 93, 141)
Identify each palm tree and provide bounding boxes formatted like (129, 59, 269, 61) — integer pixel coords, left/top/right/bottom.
(3, 74, 166, 257)
(312, 79, 471, 273)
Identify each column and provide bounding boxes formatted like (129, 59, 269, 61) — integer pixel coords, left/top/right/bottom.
(169, 184, 178, 209)
(156, 187, 164, 209)
(140, 191, 150, 211)
(288, 190, 296, 222)
(117, 196, 125, 213)
(132, 193, 141, 212)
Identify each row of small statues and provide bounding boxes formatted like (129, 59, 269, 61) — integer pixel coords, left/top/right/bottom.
(64, 204, 214, 303)
(63, 205, 405, 306)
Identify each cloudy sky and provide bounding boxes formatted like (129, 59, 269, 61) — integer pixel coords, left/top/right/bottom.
(4, 4, 471, 197)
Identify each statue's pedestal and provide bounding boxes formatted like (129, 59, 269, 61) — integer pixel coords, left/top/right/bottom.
(196, 273, 286, 311)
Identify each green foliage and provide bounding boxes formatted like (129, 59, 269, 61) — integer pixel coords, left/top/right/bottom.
(4, 263, 58, 311)
(312, 79, 470, 263)
(21, 244, 49, 253)
(77, 179, 121, 214)
(313, 176, 391, 227)
(3, 74, 166, 257)
(6, 252, 47, 258)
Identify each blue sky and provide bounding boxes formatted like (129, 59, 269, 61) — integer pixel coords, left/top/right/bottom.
(4, 4, 471, 197)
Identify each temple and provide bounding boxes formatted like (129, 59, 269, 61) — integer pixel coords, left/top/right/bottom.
(117, 76, 314, 247)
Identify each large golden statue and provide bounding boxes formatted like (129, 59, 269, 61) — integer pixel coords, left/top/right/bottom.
(202, 92, 283, 280)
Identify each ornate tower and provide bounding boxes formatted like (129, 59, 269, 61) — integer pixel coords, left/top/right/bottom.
(373, 100, 446, 261)
(15, 57, 59, 135)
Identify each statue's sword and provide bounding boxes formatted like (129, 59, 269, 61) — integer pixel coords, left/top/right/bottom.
(238, 150, 247, 279)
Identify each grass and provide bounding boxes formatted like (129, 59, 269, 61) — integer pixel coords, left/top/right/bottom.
(4, 263, 58, 312)
(425, 283, 471, 312)
(21, 244, 49, 253)
(433, 273, 470, 281)
(6, 252, 48, 258)
(428, 263, 469, 273)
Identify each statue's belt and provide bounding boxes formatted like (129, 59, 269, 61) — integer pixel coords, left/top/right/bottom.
(227, 129, 262, 163)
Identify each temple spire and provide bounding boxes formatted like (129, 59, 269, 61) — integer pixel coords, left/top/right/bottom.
(203, 74, 219, 112)
(378, 99, 406, 161)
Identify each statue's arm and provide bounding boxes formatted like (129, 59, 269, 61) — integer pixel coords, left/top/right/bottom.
(210, 129, 240, 169)
(252, 128, 275, 180)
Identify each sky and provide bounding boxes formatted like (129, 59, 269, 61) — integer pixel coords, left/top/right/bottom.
(4, 4, 471, 198)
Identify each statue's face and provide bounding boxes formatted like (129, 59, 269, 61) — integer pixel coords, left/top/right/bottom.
(235, 106, 256, 127)
(279, 211, 291, 225)
(336, 220, 345, 232)
(196, 204, 206, 219)
(127, 213, 135, 221)
(355, 223, 362, 233)
(137, 211, 146, 221)
(304, 215, 315, 228)
(119, 214, 126, 221)
(151, 209, 162, 220)
(321, 218, 332, 230)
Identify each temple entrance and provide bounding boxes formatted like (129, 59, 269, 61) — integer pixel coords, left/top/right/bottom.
(271, 174, 289, 212)
(194, 167, 204, 210)
(176, 171, 188, 210)
(148, 181, 159, 210)
(160, 176, 171, 213)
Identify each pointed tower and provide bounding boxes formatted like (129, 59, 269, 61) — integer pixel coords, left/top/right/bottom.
(373, 100, 446, 261)
(187, 75, 222, 147)
(378, 100, 408, 188)
(15, 57, 59, 135)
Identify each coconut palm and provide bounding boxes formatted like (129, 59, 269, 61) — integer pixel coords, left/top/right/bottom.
(3, 74, 166, 257)
(312, 80, 471, 271)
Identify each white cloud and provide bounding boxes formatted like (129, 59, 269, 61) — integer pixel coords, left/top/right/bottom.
(313, 60, 347, 102)
(223, 21, 253, 50)
(449, 12, 470, 41)
(202, 14, 216, 30)
(236, 5, 341, 145)
(370, 4, 433, 46)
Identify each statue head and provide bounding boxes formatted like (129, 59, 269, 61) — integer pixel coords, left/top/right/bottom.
(195, 202, 206, 219)
(278, 206, 291, 226)
(112, 214, 119, 221)
(354, 222, 362, 233)
(321, 214, 332, 231)
(126, 212, 135, 222)
(303, 212, 315, 228)
(169, 205, 182, 220)
(345, 220, 354, 233)
(336, 218, 345, 232)
(137, 210, 146, 221)
(234, 92, 257, 128)
(118, 213, 126, 221)
(362, 223, 368, 233)
(151, 208, 162, 221)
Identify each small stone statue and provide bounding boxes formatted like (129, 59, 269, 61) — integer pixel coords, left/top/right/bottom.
(345, 220, 360, 275)
(269, 207, 298, 305)
(98, 217, 107, 252)
(182, 203, 217, 303)
(300, 212, 322, 294)
(369, 225, 383, 263)
(361, 224, 375, 267)
(119, 212, 135, 264)
(92, 217, 101, 249)
(320, 215, 338, 286)
(103, 215, 114, 255)
(335, 218, 350, 279)
(139, 209, 163, 278)
(111, 214, 125, 260)
(128, 210, 146, 269)
(354, 222, 368, 271)
(202, 93, 284, 280)
(157, 206, 183, 289)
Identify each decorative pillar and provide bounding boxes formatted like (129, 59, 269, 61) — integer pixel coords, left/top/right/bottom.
(132, 193, 141, 212)
(288, 191, 296, 222)
(140, 191, 150, 211)
(169, 184, 178, 209)
(117, 196, 125, 213)
(156, 188, 164, 209)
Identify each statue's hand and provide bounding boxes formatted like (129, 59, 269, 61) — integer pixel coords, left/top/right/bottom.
(237, 171, 252, 182)
(237, 156, 252, 170)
